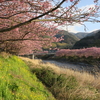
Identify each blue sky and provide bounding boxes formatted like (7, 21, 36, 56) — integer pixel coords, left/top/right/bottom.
(58, 0, 100, 33)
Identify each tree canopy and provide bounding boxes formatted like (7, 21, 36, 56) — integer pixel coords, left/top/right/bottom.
(0, 0, 100, 54)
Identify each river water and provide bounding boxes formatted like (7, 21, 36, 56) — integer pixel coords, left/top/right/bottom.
(42, 60, 96, 73)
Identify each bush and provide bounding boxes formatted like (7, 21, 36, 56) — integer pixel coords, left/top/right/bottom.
(32, 68, 62, 87)
(32, 67, 79, 100)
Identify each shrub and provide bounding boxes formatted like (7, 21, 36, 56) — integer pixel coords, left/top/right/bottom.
(32, 67, 79, 100)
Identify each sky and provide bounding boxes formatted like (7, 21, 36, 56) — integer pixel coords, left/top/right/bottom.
(57, 0, 100, 33)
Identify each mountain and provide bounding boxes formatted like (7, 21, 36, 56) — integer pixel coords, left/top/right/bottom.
(54, 30, 80, 49)
(43, 30, 80, 50)
(86, 30, 100, 37)
(57, 30, 79, 44)
(73, 30, 100, 49)
(74, 32, 89, 39)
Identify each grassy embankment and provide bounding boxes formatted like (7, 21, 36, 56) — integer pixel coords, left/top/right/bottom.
(0, 52, 55, 100)
(0, 52, 100, 100)
(21, 57, 100, 100)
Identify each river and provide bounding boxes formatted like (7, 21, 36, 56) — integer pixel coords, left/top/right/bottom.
(42, 60, 98, 73)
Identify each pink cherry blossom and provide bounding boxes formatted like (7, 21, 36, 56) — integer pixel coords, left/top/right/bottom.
(0, 0, 100, 55)
(56, 47, 100, 58)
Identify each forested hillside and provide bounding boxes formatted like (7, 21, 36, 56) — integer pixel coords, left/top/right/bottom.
(73, 30, 100, 49)
(43, 30, 79, 50)
(74, 32, 89, 39)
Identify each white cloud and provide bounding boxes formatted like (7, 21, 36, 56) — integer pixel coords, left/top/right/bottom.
(67, 26, 79, 33)
(57, 23, 82, 33)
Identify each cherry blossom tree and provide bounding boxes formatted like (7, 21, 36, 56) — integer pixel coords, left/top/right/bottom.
(0, 0, 100, 55)
(55, 47, 100, 58)
(0, 22, 63, 55)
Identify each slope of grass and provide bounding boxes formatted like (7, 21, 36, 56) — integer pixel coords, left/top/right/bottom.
(20, 57, 100, 100)
(0, 52, 55, 100)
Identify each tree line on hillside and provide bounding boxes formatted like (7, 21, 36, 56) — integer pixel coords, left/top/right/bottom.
(73, 30, 100, 49)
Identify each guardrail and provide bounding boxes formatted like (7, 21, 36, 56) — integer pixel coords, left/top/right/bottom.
(19, 52, 55, 59)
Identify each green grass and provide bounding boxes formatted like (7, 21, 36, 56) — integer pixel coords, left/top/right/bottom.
(0, 52, 55, 100)
(21, 57, 100, 100)
(31, 67, 99, 100)
(0, 52, 100, 100)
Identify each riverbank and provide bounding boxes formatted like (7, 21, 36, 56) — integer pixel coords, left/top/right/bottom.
(20, 57, 100, 100)
(42, 59, 100, 76)
(37, 53, 100, 75)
